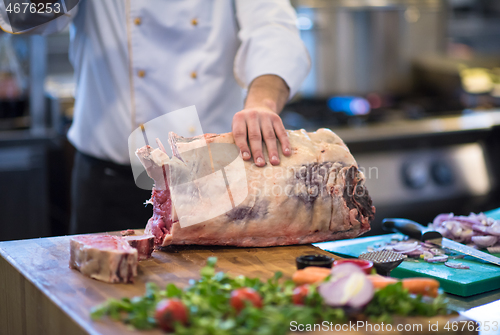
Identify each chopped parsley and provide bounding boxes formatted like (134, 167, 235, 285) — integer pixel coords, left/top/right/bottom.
(91, 257, 448, 333)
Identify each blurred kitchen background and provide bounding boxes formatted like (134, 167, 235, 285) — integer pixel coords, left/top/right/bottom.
(1, 0, 500, 241)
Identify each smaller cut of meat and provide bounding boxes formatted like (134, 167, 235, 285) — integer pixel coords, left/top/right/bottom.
(124, 235, 155, 260)
(121, 229, 136, 236)
(69, 235, 138, 283)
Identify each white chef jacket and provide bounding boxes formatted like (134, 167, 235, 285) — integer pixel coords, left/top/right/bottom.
(0, 0, 310, 164)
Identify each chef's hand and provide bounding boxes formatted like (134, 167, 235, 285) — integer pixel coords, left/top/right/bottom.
(232, 75, 291, 167)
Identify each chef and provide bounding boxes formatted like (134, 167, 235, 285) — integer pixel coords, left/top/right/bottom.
(0, 1, 310, 234)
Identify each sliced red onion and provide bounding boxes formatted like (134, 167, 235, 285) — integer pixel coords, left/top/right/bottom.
(452, 226, 464, 238)
(444, 262, 470, 269)
(460, 229, 475, 243)
(472, 224, 489, 234)
(471, 236, 498, 248)
(486, 217, 496, 225)
(318, 277, 349, 306)
(444, 221, 454, 230)
(433, 213, 454, 226)
(421, 242, 435, 248)
(487, 246, 500, 253)
(445, 231, 457, 240)
(455, 216, 482, 227)
(431, 212, 499, 249)
(435, 227, 448, 237)
(393, 241, 419, 252)
(401, 247, 422, 255)
(445, 221, 463, 238)
(426, 255, 448, 263)
(473, 212, 488, 221)
(486, 222, 500, 236)
(330, 262, 365, 276)
(430, 248, 445, 256)
(347, 275, 374, 308)
(404, 247, 424, 257)
(319, 264, 374, 308)
(438, 224, 455, 239)
(422, 251, 433, 260)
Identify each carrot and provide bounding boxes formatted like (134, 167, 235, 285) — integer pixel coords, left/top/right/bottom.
(295, 269, 440, 298)
(368, 275, 440, 297)
(402, 278, 440, 298)
(368, 274, 398, 289)
(292, 266, 331, 285)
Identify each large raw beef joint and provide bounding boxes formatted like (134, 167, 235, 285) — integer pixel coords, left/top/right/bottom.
(136, 129, 375, 247)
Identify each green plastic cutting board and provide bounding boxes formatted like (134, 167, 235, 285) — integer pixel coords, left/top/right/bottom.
(314, 234, 500, 297)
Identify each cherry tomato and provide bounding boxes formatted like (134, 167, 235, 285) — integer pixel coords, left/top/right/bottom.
(292, 285, 309, 305)
(230, 288, 263, 312)
(154, 298, 189, 332)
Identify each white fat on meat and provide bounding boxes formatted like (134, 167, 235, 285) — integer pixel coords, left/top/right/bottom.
(69, 235, 138, 283)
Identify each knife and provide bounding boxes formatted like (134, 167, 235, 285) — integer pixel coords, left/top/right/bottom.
(382, 218, 500, 267)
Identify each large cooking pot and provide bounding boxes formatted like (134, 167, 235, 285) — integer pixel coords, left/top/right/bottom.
(292, 0, 446, 97)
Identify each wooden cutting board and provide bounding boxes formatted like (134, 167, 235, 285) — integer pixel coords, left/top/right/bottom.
(0, 232, 475, 335)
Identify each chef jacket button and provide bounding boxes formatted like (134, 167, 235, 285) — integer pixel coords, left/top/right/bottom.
(191, 71, 197, 79)
(137, 70, 146, 78)
(191, 18, 198, 26)
(134, 17, 141, 25)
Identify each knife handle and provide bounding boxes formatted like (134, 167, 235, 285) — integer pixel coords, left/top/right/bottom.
(382, 218, 427, 240)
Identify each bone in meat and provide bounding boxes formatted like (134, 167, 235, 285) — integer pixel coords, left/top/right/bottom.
(136, 128, 375, 247)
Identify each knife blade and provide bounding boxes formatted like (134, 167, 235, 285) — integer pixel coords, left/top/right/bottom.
(428, 237, 500, 266)
(382, 218, 500, 267)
